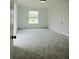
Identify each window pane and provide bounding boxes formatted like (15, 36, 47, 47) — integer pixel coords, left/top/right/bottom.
(29, 17, 38, 24)
(28, 11, 39, 24)
(29, 11, 38, 17)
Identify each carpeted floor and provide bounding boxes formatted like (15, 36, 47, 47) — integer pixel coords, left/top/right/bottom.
(13, 29, 69, 59)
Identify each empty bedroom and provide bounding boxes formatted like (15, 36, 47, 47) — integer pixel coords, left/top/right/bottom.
(10, 0, 69, 59)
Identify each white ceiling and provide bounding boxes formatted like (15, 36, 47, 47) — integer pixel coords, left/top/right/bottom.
(14, 0, 68, 8)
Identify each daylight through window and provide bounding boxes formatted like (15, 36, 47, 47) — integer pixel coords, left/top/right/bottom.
(28, 11, 39, 24)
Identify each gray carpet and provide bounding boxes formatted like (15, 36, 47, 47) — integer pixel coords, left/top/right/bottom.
(13, 29, 69, 59)
(13, 39, 69, 59)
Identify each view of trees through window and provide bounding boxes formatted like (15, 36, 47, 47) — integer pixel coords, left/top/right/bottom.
(28, 11, 39, 24)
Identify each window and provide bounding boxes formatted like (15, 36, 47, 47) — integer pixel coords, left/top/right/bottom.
(28, 11, 39, 24)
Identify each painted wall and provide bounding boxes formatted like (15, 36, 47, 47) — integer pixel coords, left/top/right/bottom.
(17, 6, 48, 29)
(48, 1, 69, 36)
(17, 0, 69, 36)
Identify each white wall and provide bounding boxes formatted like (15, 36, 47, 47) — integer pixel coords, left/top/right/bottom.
(48, 1, 69, 36)
(17, 6, 48, 29)
(17, 0, 69, 36)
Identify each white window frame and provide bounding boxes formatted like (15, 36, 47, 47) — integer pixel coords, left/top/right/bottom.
(28, 10, 39, 24)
